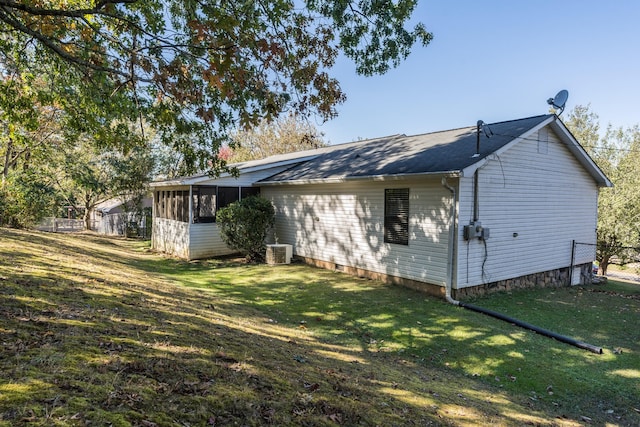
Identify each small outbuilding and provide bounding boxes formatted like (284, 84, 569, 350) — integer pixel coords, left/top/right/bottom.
(91, 196, 153, 237)
(151, 114, 611, 297)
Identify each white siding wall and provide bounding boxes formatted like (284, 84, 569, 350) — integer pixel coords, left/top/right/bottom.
(456, 127, 599, 288)
(189, 223, 236, 259)
(262, 178, 451, 286)
(152, 219, 235, 260)
(152, 218, 189, 258)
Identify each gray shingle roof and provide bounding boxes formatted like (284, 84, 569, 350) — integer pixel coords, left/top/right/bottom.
(259, 115, 553, 183)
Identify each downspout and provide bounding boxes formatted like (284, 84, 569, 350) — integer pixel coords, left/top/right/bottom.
(441, 177, 460, 306)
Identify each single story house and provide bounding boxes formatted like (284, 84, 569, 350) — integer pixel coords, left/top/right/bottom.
(150, 114, 611, 297)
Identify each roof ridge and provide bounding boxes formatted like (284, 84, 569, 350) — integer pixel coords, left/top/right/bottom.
(403, 114, 554, 139)
(485, 114, 553, 127)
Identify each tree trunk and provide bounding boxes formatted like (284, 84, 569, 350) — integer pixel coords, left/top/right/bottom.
(84, 195, 93, 231)
(84, 209, 92, 231)
(2, 138, 13, 181)
(600, 255, 610, 276)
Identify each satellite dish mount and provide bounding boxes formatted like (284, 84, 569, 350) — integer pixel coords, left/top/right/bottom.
(547, 89, 569, 115)
(475, 120, 493, 156)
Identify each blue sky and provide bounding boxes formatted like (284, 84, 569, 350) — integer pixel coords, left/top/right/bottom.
(317, 1, 640, 144)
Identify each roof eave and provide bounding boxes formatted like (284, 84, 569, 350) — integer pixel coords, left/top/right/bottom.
(150, 156, 317, 188)
(549, 118, 613, 188)
(258, 171, 461, 186)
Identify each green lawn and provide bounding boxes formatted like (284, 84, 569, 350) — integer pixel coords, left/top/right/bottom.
(0, 228, 638, 426)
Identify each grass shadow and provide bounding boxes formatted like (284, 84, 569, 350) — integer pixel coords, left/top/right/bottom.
(1, 228, 638, 426)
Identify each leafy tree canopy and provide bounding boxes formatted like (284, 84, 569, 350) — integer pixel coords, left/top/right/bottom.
(228, 113, 325, 163)
(0, 0, 431, 174)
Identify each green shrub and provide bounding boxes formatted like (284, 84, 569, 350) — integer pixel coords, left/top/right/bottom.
(0, 173, 59, 228)
(216, 196, 275, 262)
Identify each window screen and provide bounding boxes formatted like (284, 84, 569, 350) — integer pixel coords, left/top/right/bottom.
(193, 186, 216, 223)
(218, 187, 240, 211)
(154, 190, 190, 222)
(241, 187, 260, 199)
(384, 188, 409, 245)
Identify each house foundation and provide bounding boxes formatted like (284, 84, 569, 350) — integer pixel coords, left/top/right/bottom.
(454, 263, 593, 299)
(294, 255, 446, 298)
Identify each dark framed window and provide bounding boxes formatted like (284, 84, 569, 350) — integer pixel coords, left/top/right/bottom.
(185, 185, 262, 223)
(217, 187, 240, 211)
(241, 187, 260, 199)
(193, 186, 216, 223)
(384, 188, 409, 245)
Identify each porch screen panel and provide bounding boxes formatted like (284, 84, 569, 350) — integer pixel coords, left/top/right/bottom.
(218, 187, 240, 210)
(193, 186, 216, 223)
(170, 191, 177, 220)
(174, 191, 190, 222)
(154, 192, 160, 218)
(384, 188, 409, 245)
(180, 191, 190, 222)
(241, 187, 260, 199)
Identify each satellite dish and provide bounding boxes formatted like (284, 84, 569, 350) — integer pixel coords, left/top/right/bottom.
(547, 89, 569, 115)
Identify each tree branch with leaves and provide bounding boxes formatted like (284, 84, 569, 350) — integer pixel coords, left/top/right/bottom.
(0, 0, 431, 175)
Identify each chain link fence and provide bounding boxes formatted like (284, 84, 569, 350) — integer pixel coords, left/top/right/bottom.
(612, 245, 640, 267)
(37, 218, 85, 233)
(571, 241, 596, 285)
(572, 241, 640, 282)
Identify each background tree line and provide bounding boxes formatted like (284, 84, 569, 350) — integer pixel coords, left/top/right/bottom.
(0, 108, 323, 228)
(564, 105, 640, 274)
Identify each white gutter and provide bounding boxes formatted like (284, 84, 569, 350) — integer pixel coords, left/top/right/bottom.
(441, 177, 460, 306)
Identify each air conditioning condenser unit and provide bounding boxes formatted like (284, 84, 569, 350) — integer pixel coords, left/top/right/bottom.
(266, 244, 293, 265)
